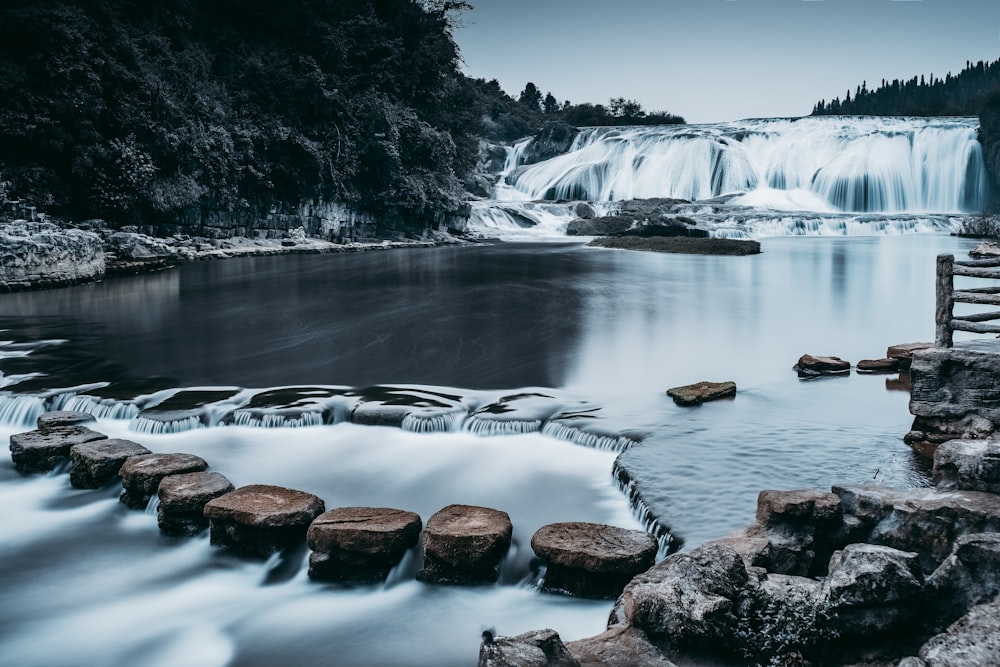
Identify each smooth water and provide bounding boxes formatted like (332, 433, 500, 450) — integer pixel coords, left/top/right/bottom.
(0, 234, 981, 666)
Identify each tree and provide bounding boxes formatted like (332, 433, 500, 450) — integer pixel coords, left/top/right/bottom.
(543, 92, 559, 114)
(519, 82, 542, 111)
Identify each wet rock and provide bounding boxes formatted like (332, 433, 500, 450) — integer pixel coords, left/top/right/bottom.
(204, 484, 325, 558)
(478, 628, 580, 667)
(933, 439, 1000, 493)
(36, 410, 96, 431)
(531, 522, 657, 598)
(307, 506, 423, 583)
(417, 504, 512, 585)
(622, 542, 749, 647)
(566, 625, 676, 667)
(665, 381, 736, 406)
(69, 438, 151, 488)
(823, 544, 923, 635)
(715, 525, 817, 577)
(156, 471, 235, 535)
(857, 358, 901, 374)
(887, 342, 933, 371)
(756, 489, 842, 531)
(0, 222, 105, 290)
(925, 533, 1000, 628)
(793, 354, 851, 378)
(9, 426, 108, 474)
(906, 414, 995, 458)
(916, 596, 1000, 666)
(118, 452, 208, 509)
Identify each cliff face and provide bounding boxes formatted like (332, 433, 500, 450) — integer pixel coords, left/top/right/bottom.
(979, 97, 1000, 210)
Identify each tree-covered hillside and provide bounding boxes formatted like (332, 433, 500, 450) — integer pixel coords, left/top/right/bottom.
(0, 0, 479, 230)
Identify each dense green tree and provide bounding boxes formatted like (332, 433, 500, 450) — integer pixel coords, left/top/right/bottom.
(519, 82, 543, 111)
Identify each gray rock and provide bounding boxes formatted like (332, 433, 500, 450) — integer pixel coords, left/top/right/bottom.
(0, 222, 105, 290)
(566, 625, 676, 667)
(531, 522, 657, 598)
(36, 410, 96, 431)
(622, 542, 748, 646)
(926, 533, 1000, 628)
(156, 471, 235, 535)
(204, 484, 325, 558)
(665, 381, 736, 406)
(118, 453, 208, 509)
(307, 506, 423, 583)
(933, 439, 1000, 493)
(69, 438, 151, 488)
(479, 628, 580, 667)
(9, 426, 108, 474)
(824, 544, 923, 609)
(794, 354, 851, 377)
(714, 525, 817, 576)
(917, 596, 1000, 666)
(417, 504, 512, 585)
(756, 489, 842, 531)
(733, 573, 830, 666)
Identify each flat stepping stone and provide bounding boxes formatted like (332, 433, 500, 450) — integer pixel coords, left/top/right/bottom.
(69, 438, 151, 488)
(9, 426, 108, 474)
(886, 342, 933, 370)
(531, 522, 658, 599)
(119, 453, 208, 509)
(157, 471, 235, 535)
(307, 507, 423, 583)
(857, 358, 900, 374)
(666, 380, 736, 406)
(204, 484, 325, 558)
(416, 504, 512, 585)
(794, 354, 851, 378)
(37, 410, 96, 431)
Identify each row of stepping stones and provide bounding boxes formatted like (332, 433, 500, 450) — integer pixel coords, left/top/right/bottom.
(794, 342, 932, 378)
(9, 410, 658, 598)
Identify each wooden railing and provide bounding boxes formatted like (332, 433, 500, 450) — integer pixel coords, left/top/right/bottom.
(936, 253, 1000, 347)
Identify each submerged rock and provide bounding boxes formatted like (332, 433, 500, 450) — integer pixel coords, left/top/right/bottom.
(119, 452, 209, 509)
(417, 504, 512, 585)
(204, 484, 325, 558)
(665, 381, 736, 406)
(531, 522, 657, 599)
(307, 506, 423, 583)
(9, 426, 108, 474)
(69, 438, 151, 489)
(157, 471, 235, 535)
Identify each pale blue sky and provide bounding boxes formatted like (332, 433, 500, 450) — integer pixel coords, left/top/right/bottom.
(453, 0, 1000, 122)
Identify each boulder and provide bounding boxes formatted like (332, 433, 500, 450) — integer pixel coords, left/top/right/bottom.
(307, 506, 423, 583)
(0, 222, 105, 290)
(733, 573, 831, 666)
(204, 484, 325, 558)
(714, 525, 818, 577)
(622, 542, 748, 647)
(156, 471, 235, 535)
(118, 452, 209, 509)
(479, 628, 580, 667)
(69, 438, 151, 488)
(916, 596, 1000, 666)
(665, 381, 736, 407)
(417, 504, 512, 585)
(925, 533, 1000, 628)
(36, 410, 96, 431)
(856, 358, 900, 374)
(756, 489, 842, 532)
(793, 354, 851, 378)
(530, 522, 658, 598)
(933, 439, 1000, 494)
(566, 625, 676, 667)
(887, 342, 933, 371)
(823, 544, 923, 636)
(9, 426, 108, 474)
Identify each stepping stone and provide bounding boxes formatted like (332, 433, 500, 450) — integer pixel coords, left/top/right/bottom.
(307, 507, 423, 583)
(204, 484, 325, 558)
(886, 342, 933, 370)
(416, 504, 512, 585)
(119, 453, 208, 509)
(157, 471, 235, 535)
(37, 410, 96, 432)
(857, 358, 900, 374)
(666, 380, 736, 406)
(9, 426, 108, 474)
(69, 438, 151, 488)
(793, 354, 851, 378)
(531, 522, 658, 599)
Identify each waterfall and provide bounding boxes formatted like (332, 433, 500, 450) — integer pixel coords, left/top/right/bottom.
(498, 117, 988, 215)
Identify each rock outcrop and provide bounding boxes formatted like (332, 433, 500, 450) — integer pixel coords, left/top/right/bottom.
(0, 222, 105, 291)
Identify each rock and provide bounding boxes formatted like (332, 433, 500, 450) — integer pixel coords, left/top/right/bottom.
(9, 426, 108, 474)
(824, 543, 923, 608)
(925, 533, 1000, 628)
(0, 222, 105, 291)
(793, 354, 851, 378)
(734, 573, 830, 666)
(417, 504, 512, 585)
(857, 358, 901, 374)
(118, 453, 209, 509)
(756, 489, 842, 531)
(479, 628, 581, 667)
(521, 121, 579, 166)
(714, 525, 818, 577)
(887, 342, 933, 371)
(204, 484, 325, 558)
(307, 506, 423, 583)
(36, 410, 96, 431)
(574, 203, 596, 220)
(969, 240, 1000, 259)
(69, 438, 151, 488)
(530, 522, 657, 598)
(933, 439, 1000, 493)
(566, 625, 677, 667)
(587, 236, 756, 255)
(567, 216, 634, 237)
(665, 381, 736, 406)
(906, 414, 995, 458)
(156, 471, 235, 535)
(916, 596, 1000, 666)
(622, 542, 749, 647)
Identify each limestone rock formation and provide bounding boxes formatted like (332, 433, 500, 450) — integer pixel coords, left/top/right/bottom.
(0, 222, 105, 291)
(933, 439, 1000, 493)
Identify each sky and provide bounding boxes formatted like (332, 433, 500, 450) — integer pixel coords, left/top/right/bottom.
(452, 0, 1000, 123)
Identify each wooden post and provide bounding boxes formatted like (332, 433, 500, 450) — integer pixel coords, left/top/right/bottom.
(936, 254, 955, 348)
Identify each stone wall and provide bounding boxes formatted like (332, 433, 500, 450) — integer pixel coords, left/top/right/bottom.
(0, 222, 104, 291)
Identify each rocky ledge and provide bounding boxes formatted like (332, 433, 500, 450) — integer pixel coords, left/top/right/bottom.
(0, 221, 105, 291)
(587, 236, 761, 256)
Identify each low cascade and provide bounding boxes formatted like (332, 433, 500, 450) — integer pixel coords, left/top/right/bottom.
(0, 393, 46, 427)
(464, 416, 543, 436)
(50, 394, 141, 420)
(129, 414, 205, 434)
(500, 116, 989, 214)
(227, 410, 326, 429)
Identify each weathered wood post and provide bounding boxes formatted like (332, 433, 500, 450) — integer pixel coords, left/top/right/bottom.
(936, 254, 954, 348)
